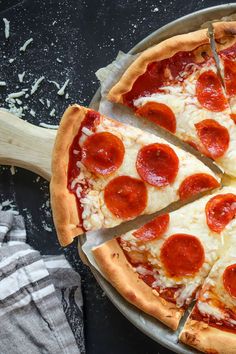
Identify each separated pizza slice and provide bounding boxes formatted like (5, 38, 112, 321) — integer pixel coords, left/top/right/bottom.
(108, 28, 236, 177)
(93, 187, 236, 330)
(213, 22, 236, 117)
(180, 239, 236, 354)
(50, 104, 219, 246)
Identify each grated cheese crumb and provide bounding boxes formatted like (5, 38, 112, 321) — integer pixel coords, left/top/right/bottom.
(20, 38, 33, 52)
(39, 98, 44, 105)
(31, 76, 45, 94)
(5, 105, 24, 118)
(10, 166, 15, 175)
(43, 224, 52, 232)
(30, 109, 36, 117)
(56, 58, 62, 63)
(49, 108, 56, 117)
(9, 58, 15, 63)
(2, 199, 13, 207)
(18, 72, 25, 83)
(16, 99, 22, 105)
(39, 122, 59, 129)
(48, 80, 60, 89)
(7, 91, 26, 99)
(3, 18, 10, 39)
(65, 93, 69, 99)
(57, 79, 70, 95)
(0, 81, 6, 86)
(46, 99, 50, 108)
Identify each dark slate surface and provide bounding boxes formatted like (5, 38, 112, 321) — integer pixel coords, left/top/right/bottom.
(0, 0, 229, 353)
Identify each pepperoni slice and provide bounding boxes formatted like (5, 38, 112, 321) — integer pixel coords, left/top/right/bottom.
(160, 234, 205, 277)
(224, 58, 236, 97)
(223, 264, 236, 298)
(136, 143, 179, 187)
(178, 173, 220, 200)
(195, 119, 229, 159)
(133, 214, 170, 242)
(136, 102, 176, 133)
(104, 176, 147, 219)
(81, 132, 125, 175)
(196, 70, 227, 112)
(205, 193, 236, 233)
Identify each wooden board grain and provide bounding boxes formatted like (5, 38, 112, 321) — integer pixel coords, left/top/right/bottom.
(0, 110, 56, 181)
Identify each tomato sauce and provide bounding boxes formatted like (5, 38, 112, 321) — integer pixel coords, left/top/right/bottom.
(123, 50, 198, 107)
(191, 304, 236, 334)
(220, 42, 236, 59)
(67, 110, 100, 229)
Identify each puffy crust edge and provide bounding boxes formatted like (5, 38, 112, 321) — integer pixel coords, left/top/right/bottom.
(213, 21, 236, 51)
(50, 104, 88, 246)
(93, 238, 184, 330)
(180, 318, 236, 354)
(108, 28, 210, 103)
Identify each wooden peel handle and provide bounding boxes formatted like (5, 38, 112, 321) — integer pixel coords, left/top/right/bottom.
(0, 110, 57, 181)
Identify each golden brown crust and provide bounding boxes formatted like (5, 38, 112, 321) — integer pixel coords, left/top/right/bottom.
(93, 238, 184, 330)
(180, 318, 236, 354)
(108, 28, 210, 103)
(50, 104, 88, 246)
(213, 21, 236, 52)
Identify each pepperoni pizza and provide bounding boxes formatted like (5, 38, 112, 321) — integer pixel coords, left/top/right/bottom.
(50, 104, 219, 246)
(93, 187, 236, 331)
(108, 26, 236, 177)
(50, 22, 236, 354)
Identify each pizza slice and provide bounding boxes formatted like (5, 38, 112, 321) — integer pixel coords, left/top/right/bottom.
(108, 28, 236, 177)
(50, 104, 219, 246)
(213, 22, 236, 117)
(180, 240, 236, 353)
(93, 187, 236, 330)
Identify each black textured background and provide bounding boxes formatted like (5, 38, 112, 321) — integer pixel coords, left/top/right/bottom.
(0, 1, 229, 353)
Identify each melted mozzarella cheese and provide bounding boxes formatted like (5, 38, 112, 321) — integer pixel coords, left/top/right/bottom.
(73, 116, 219, 231)
(134, 64, 236, 177)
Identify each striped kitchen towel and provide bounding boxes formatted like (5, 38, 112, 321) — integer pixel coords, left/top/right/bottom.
(0, 211, 85, 354)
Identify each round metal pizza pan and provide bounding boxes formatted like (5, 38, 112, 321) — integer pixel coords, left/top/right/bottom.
(83, 4, 236, 353)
